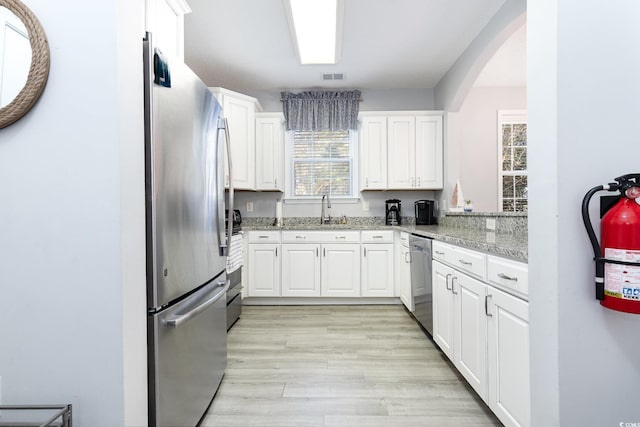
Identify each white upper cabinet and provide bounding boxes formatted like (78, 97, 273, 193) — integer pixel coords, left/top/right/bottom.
(388, 113, 443, 189)
(414, 115, 443, 189)
(360, 115, 388, 190)
(210, 88, 260, 190)
(359, 111, 443, 191)
(145, 0, 191, 60)
(387, 115, 416, 189)
(255, 113, 284, 191)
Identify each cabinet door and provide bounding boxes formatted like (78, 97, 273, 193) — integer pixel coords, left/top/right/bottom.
(487, 287, 530, 427)
(397, 244, 413, 311)
(453, 272, 488, 401)
(255, 115, 284, 191)
(387, 116, 416, 189)
(247, 244, 280, 297)
(415, 115, 443, 189)
(281, 244, 321, 296)
(321, 244, 361, 297)
(360, 116, 387, 190)
(432, 260, 454, 360)
(223, 96, 255, 190)
(361, 244, 394, 297)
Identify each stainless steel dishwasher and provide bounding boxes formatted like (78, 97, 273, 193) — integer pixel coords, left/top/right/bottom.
(409, 234, 433, 335)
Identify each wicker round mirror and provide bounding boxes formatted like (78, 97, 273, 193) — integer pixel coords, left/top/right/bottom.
(0, 0, 49, 129)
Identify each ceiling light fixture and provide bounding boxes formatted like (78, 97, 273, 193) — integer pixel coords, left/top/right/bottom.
(285, 0, 343, 65)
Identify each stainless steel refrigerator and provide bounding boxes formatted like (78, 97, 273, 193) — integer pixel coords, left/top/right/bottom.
(143, 33, 233, 427)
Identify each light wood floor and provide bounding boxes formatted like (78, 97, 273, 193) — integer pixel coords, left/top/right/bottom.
(201, 305, 501, 427)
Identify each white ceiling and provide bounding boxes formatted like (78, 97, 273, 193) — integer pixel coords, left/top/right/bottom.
(183, 0, 514, 93)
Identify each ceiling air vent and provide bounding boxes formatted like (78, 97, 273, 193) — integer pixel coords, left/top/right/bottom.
(322, 73, 345, 81)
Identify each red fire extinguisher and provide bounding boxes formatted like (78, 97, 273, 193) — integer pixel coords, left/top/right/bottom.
(582, 174, 640, 314)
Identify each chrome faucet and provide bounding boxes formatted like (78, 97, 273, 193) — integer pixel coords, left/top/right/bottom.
(321, 193, 331, 224)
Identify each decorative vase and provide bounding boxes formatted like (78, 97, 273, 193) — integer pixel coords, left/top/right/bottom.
(464, 200, 473, 212)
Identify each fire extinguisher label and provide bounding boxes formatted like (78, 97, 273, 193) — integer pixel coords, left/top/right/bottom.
(604, 248, 640, 300)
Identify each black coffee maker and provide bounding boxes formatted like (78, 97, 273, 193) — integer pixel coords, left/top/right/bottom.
(385, 199, 401, 225)
(415, 200, 436, 225)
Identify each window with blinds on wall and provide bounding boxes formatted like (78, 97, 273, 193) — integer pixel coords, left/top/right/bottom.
(290, 130, 354, 197)
(498, 110, 528, 213)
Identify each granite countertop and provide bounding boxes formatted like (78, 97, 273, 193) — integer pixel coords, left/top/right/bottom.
(397, 224, 527, 262)
(242, 220, 528, 262)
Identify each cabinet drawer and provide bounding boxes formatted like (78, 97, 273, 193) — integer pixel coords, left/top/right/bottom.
(361, 230, 394, 243)
(247, 230, 281, 243)
(282, 230, 360, 243)
(487, 255, 528, 299)
(451, 246, 487, 280)
(432, 241, 454, 262)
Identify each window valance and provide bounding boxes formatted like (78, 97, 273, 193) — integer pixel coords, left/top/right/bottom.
(281, 90, 362, 131)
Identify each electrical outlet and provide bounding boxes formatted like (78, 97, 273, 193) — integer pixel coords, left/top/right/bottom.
(486, 218, 496, 231)
(246, 202, 253, 212)
(362, 201, 369, 211)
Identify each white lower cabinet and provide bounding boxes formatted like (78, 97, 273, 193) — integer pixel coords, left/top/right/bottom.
(396, 233, 412, 310)
(361, 243, 394, 297)
(432, 242, 529, 427)
(321, 244, 361, 297)
(453, 270, 488, 402)
(433, 260, 455, 359)
(487, 287, 530, 427)
(281, 244, 321, 296)
(247, 243, 280, 297)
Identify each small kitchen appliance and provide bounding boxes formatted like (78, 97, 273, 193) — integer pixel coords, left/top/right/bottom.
(415, 200, 436, 225)
(385, 199, 401, 225)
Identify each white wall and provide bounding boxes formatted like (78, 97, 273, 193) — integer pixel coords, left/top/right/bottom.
(245, 88, 435, 112)
(434, 0, 526, 111)
(447, 87, 526, 212)
(529, 1, 640, 426)
(0, 1, 147, 426)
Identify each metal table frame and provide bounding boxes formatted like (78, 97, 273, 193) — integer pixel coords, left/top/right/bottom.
(0, 404, 72, 427)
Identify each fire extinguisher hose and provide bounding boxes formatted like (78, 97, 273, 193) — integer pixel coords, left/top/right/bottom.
(581, 183, 620, 300)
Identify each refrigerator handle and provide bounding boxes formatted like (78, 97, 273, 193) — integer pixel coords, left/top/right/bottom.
(223, 118, 233, 257)
(166, 282, 230, 328)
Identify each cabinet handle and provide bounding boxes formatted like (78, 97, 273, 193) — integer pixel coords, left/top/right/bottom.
(373, 235, 383, 239)
(274, 178, 277, 187)
(435, 250, 445, 255)
(365, 177, 369, 187)
(258, 235, 269, 239)
(417, 177, 421, 187)
(336, 236, 346, 240)
(445, 273, 452, 291)
(225, 174, 229, 186)
(485, 294, 493, 317)
(404, 252, 411, 263)
(275, 247, 278, 256)
(316, 247, 319, 257)
(451, 276, 458, 295)
(411, 177, 415, 187)
(296, 235, 306, 239)
(458, 259, 472, 266)
(497, 272, 518, 282)
(323, 248, 326, 257)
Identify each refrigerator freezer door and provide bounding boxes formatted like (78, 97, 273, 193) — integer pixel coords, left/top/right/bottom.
(144, 37, 227, 308)
(148, 278, 228, 427)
